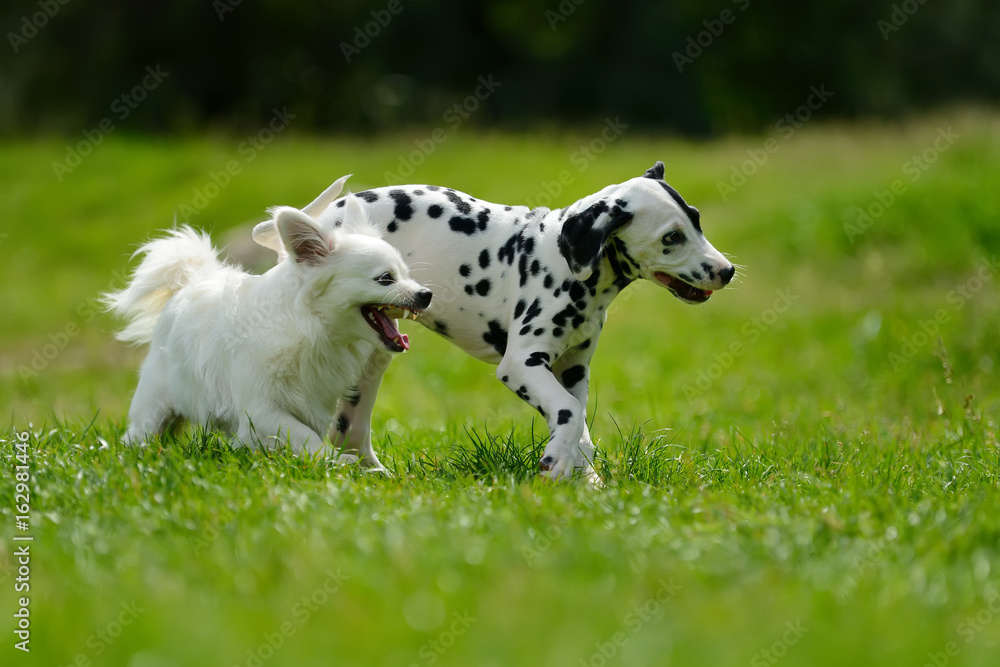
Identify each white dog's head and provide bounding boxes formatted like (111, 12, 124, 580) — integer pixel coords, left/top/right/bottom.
(272, 196, 431, 352)
(558, 161, 735, 303)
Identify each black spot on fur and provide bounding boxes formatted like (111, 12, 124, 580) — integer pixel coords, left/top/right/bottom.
(445, 190, 472, 215)
(568, 282, 586, 302)
(552, 304, 578, 328)
(449, 216, 477, 235)
(347, 387, 361, 405)
(561, 365, 586, 389)
(428, 204, 443, 218)
(525, 351, 551, 368)
(543, 274, 554, 289)
(516, 386, 531, 401)
(427, 185, 440, 192)
(465, 285, 474, 295)
(557, 409, 572, 425)
(518, 254, 529, 287)
(475, 279, 491, 296)
(434, 321, 449, 337)
(483, 320, 508, 356)
(387, 221, 398, 233)
(479, 249, 491, 269)
(335, 415, 350, 433)
(335, 199, 346, 208)
(523, 237, 535, 255)
(519, 325, 531, 336)
(553, 327, 564, 337)
(477, 209, 490, 231)
(504, 205, 512, 211)
(414, 189, 425, 196)
(533, 328, 545, 336)
(523, 298, 542, 324)
(577, 339, 592, 350)
(498, 232, 521, 265)
(356, 191, 379, 203)
(513, 299, 527, 319)
(530, 259, 540, 276)
(459, 264, 471, 277)
(388, 190, 413, 220)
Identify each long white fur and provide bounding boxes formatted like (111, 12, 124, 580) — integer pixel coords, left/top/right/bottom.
(105, 197, 427, 455)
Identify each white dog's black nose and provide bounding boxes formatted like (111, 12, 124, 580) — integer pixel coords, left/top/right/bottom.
(719, 265, 735, 286)
(415, 289, 433, 309)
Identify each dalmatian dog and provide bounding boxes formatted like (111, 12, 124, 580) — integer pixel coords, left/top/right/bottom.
(252, 161, 735, 480)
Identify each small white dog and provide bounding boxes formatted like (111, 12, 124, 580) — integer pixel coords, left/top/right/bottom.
(105, 196, 432, 455)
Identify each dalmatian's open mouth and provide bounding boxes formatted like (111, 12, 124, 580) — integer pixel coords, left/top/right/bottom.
(653, 272, 713, 304)
(361, 305, 421, 352)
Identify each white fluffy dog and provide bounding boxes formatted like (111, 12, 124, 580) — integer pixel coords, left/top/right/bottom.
(105, 196, 432, 455)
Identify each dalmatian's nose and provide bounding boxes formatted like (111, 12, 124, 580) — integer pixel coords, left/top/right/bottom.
(719, 265, 735, 286)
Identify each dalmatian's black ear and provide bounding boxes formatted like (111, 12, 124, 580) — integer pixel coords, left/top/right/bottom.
(643, 161, 665, 180)
(558, 198, 634, 281)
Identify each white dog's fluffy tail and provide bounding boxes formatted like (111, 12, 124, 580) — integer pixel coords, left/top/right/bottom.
(103, 226, 220, 345)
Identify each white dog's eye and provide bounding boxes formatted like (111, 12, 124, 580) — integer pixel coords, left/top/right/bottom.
(662, 230, 686, 246)
(375, 272, 395, 286)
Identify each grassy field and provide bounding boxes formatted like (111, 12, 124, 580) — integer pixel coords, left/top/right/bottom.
(2, 109, 1000, 666)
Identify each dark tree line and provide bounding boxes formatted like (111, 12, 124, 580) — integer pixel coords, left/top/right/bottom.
(1, 0, 997, 137)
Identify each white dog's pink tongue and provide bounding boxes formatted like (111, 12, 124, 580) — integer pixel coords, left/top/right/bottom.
(374, 310, 409, 350)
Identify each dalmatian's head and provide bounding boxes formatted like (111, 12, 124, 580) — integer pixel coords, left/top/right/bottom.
(557, 161, 734, 303)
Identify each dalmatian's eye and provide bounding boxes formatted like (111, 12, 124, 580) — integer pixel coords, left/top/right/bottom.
(375, 272, 395, 286)
(662, 230, 686, 246)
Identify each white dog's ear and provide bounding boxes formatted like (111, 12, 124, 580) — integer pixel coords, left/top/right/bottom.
(557, 198, 634, 281)
(340, 195, 375, 235)
(252, 174, 352, 261)
(274, 207, 334, 265)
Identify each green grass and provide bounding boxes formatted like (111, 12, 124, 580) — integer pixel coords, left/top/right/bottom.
(2, 109, 1000, 666)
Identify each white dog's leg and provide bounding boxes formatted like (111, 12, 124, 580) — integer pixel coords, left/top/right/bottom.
(236, 409, 326, 456)
(329, 349, 393, 471)
(124, 351, 177, 445)
(496, 348, 590, 481)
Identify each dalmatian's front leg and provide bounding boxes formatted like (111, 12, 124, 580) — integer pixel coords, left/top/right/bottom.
(551, 337, 601, 481)
(496, 347, 591, 480)
(328, 349, 394, 472)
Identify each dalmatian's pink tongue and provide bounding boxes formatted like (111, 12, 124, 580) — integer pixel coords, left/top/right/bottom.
(371, 309, 409, 350)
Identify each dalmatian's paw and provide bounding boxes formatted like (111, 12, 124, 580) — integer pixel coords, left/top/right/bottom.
(539, 454, 597, 483)
(335, 453, 359, 466)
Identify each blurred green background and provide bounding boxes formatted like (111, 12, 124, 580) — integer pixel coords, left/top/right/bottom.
(2, 2, 1000, 667)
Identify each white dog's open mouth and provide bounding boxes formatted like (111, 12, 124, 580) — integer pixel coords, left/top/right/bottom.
(361, 305, 421, 352)
(654, 272, 713, 304)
